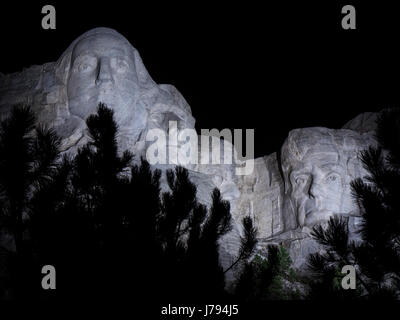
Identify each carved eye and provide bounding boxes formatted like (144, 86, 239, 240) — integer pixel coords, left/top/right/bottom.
(326, 173, 340, 183)
(295, 176, 307, 185)
(118, 60, 129, 69)
(112, 57, 129, 73)
(78, 63, 90, 72)
(74, 56, 97, 73)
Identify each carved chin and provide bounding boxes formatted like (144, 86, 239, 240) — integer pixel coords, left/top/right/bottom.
(91, 93, 117, 107)
(296, 197, 338, 227)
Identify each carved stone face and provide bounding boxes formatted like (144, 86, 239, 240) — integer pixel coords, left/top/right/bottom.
(281, 128, 369, 229)
(288, 151, 353, 227)
(67, 32, 140, 127)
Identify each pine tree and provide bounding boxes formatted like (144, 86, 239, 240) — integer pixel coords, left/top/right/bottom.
(0, 105, 66, 299)
(0, 105, 36, 256)
(188, 188, 232, 300)
(0, 102, 258, 303)
(307, 108, 400, 299)
(235, 245, 300, 301)
(157, 165, 254, 302)
(307, 216, 362, 299)
(224, 216, 258, 275)
(119, 159, 162, 301)
(66, 103, 133, 298)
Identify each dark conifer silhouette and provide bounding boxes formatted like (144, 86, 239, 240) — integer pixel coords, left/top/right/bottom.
(185, 188, 232, 301)
(0, 102, 260, 304)
(224, 216, 258, 275)
(0, 105, 36, 256)
(307, 108, 400, 299)
(66, 103, 133, 298)
(157, 167, 235, 302)
(235, 245, 300, 301)
(0, 105, 66, 299)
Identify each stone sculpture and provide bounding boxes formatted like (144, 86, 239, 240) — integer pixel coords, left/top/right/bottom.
(0, 27, 378, 276)
(280, 127, 375, 230)
(0, 27, 195, 155)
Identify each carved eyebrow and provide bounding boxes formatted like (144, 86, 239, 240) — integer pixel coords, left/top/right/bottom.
(72, 52, 97, 63)
(319, 163, 344, 170)
(289, 171, 310, 182)
(72, 51, 134, 67)
(111, 56, 130, 64)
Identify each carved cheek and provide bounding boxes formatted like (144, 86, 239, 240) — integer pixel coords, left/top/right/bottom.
(325, 173, 343, 194)
(113, 70, 136, 88)
(110, 57, 130, 74)
(68, 70, 97, 96)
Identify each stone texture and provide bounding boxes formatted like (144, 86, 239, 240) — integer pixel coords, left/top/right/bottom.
(0, 27, 379, 278)
(280, 127, 375, 229)
(0, 27, 195, 157)
(342, 112, 378, 134)
(233, 153, 284, 239)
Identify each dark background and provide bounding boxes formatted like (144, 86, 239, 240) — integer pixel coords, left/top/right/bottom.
(0, 1, 399, 157)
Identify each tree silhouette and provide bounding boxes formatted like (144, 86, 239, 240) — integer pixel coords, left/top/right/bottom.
(157, 166, 234, 301)
(0, 105, 36, 256)
(0, 105, 66, 299)
(224, 216, 258, 275)
(307, 108, 400, 299)
(0, 102, 258, 304)
(184, 188, 232, 301)
(64, 103, 133, 298)
(235, 245, 300, 301)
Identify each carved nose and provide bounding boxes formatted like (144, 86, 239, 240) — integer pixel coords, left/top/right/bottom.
(95, 58, 113, 85)
(308, 179, 316, 199)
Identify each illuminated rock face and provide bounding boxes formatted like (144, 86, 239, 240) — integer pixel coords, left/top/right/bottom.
(65, 29, 149, 149)
(0, 27, 377, 275)
(0, 27, 239, 277)
(280, 127, 374, 229)
(230, 126, 376, 271)
(274, 127, 376, 270)
(0, 27, 195, 155)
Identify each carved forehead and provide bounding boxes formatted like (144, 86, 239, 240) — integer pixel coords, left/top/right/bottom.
(71, 32, 134, 61)
(292, 152, 340, 168)
(280, 127, 365, 173)
(55, 27, 155, 86)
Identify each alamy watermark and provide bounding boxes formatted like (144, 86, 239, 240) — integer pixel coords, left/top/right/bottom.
(145, 121, 254, 175)
(41, 265, 56, 290)
(41, 5, 56, 30)
(341, 265, 356, 290)
(341, 5, 356, 30)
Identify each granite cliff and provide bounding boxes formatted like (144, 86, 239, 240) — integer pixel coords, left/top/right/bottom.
(0, 28, 377, 280)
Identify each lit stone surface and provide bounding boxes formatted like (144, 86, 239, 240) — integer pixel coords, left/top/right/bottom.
(0, 28, 195, 156)
(342, 112, 378, 134)
(268, 127, 375, 270)
(280, 127, 375, 229)
(233, 153, 284, 239)
(0, 27, 378, 277)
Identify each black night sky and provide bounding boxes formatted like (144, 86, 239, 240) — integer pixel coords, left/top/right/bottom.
(1, 1, 400, 157)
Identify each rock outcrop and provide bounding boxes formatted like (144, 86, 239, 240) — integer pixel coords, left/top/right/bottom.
(0, 27, 377, 278)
